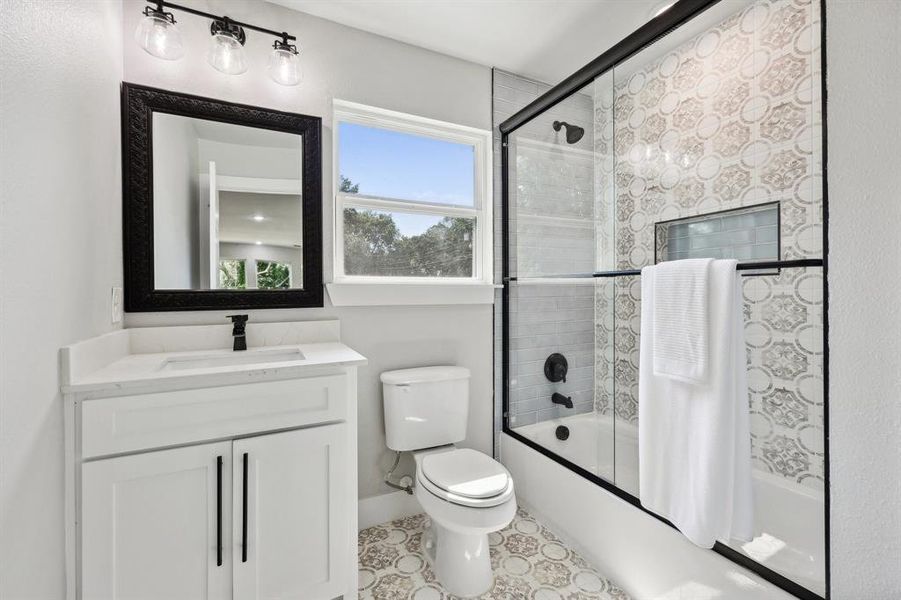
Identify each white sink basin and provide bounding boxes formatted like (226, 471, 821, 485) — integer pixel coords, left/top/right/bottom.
(160, 348, 305, 371)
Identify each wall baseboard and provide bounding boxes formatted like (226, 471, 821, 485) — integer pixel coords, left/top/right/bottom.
(358, 491, 422, 530)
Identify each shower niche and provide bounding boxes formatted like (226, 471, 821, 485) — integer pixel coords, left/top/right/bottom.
(499, 0, 826, 597)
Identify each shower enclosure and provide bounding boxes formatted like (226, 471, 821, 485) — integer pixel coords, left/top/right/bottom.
(499, 0, 826, 598)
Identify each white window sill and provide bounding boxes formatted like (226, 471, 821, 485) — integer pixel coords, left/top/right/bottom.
(326, 282, 498, 307)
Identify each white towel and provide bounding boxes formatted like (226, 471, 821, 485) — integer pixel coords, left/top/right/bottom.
(652, 258, 712, 384)
(638, 259, 754, 548)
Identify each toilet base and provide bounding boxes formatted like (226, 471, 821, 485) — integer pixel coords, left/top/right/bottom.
(422, 520, 493, 598)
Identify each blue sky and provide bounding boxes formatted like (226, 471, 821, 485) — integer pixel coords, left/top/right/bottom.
(339, 122, 474, 235)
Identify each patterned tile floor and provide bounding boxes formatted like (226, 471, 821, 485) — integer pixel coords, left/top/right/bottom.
(358, 507, 631, 599)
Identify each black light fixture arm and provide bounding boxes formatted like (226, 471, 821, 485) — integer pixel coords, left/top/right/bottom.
(147, 0, 297, 41)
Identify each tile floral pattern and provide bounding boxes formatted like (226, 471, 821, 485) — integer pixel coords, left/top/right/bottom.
(744, 267, 824, 488)
(593, 0, 824, 490)
(359, 508, 631, 600)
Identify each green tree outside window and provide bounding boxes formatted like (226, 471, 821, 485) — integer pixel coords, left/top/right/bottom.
(219, 259, 246, 289)
(256, 260, 292, 289)
(341, 174, 473, 278)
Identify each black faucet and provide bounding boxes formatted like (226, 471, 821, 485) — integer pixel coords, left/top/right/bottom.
(228, 315, 248, 351)
(552, 392, 573, 409)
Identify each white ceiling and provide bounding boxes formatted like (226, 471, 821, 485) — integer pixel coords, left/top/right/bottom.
(268, 0, 663, 84)
(190, 119, 301, 149)
(219, 191, 303, 247)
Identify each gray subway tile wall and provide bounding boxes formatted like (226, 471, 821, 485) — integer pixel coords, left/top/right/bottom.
(493, 70, 597, 452)
(659, 203, 781, 262)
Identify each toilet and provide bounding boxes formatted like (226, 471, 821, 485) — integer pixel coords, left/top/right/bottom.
(381, 366, 516, 597)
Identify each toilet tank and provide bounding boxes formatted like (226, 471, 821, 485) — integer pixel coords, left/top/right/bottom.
(381, 366, 470, 451)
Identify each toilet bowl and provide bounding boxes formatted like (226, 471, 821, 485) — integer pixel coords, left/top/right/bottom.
(380, 366, 516, 597)
(413, 447, 516, 597)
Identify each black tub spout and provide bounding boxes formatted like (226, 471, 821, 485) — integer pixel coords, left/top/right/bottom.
(552, 392, 573, 409)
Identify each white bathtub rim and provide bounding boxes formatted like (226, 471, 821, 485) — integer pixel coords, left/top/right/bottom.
(512, 412, 824, 502)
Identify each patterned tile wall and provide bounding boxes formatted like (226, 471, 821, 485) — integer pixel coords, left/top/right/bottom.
(598, 0, 825, 489)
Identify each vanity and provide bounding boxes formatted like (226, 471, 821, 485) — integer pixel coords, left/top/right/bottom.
(61, 83, 361, 598)
(61, 320, 365, 600)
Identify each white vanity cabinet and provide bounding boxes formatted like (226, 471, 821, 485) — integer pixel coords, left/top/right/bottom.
(81, 441, 234, 600)
(233, 425, 347, 600)
(81, 424, 347, 600)
(62, 321, 365, 600)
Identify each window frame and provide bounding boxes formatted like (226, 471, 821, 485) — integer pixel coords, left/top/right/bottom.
(331, 100, 493, 288)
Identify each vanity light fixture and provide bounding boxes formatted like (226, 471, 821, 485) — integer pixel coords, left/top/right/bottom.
(268, 37, 302, 86)
(207, 18, 248, 75)
(252, 214, 265, 222)
(136, 1, 300, 85)
(135, 3, 183, 60)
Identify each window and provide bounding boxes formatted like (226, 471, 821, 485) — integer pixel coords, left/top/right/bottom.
(218, 258, 246, 289)
(219, 257, 293, 290)
(332, 101, 492, 300)
(256, 260, 292, 289)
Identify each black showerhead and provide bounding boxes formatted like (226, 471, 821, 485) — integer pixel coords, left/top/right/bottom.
(553, 120, 585, 144)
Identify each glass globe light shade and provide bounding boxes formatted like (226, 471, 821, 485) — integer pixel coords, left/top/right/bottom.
(135, 11, 184, 60)
(268, 44, 301, 86)
(207, 32, 248, 75)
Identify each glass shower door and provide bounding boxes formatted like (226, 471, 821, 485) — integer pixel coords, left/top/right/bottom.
(505, 77, 617, 484)
(608, 0, 825, 594)
(502, 0, 826, 596)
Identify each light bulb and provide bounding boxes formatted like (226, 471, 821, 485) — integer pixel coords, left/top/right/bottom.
(268, 40, 301, 86)
(207, 21, 247, 75)
(135, 7, 183, 60)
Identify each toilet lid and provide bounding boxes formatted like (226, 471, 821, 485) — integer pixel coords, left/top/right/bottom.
(421, 448, 510, 499)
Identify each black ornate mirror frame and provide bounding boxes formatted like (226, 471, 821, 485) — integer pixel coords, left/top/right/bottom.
(121, 82, 323, 312)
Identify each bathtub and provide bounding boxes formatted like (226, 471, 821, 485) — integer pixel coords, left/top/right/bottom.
(513, 413, 825, 597)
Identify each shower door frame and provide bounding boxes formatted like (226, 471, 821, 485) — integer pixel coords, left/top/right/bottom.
(498, 1, 830, 599)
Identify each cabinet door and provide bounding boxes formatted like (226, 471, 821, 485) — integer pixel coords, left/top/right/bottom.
(233, 424, 347, 600)
(81, 442, 232, 600)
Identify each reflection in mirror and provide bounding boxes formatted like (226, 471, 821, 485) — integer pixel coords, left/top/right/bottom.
(152, 113, 303, 290)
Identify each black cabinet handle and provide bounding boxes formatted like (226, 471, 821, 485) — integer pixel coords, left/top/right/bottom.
(216, 455, 223, 567)
(242, 452, 248, 563)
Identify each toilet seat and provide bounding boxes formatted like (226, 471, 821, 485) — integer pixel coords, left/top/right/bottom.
(416, 448, 514, 508)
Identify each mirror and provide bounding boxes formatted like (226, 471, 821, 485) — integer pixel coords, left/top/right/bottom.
(152, 114, 304, 291)
(122, 83, 323, 311)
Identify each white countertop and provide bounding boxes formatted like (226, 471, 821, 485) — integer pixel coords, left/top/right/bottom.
(63, 342, 366, 394)
(60, 320, 367, 395)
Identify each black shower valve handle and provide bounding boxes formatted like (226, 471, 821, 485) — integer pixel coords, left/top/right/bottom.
(555, 365, 567, 383)
(544, 353, 569, 383)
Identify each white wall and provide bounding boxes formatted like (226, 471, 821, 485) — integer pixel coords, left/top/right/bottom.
(121, 0, 494, 500)
(0, 1, 124, 599)
(153, 112, 200, 288)
(826, 1, 901, 596)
